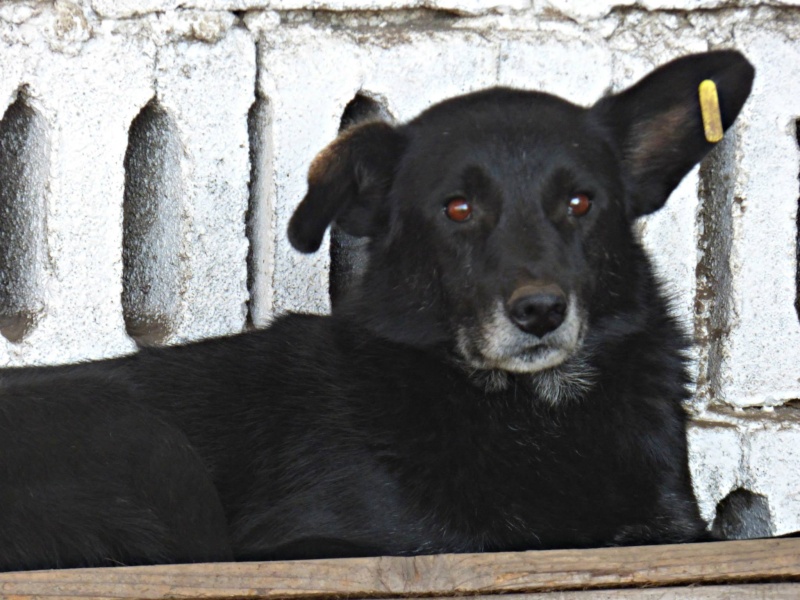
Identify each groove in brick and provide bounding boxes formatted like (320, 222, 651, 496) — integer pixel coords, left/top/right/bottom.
(694, 134, 736, 408)
(712, 488, 773, 540)
(122, 98, 183, 345)
(246, 94, 275, 328)
(330, 93, 392, 308)
(0, 90, 49, 343)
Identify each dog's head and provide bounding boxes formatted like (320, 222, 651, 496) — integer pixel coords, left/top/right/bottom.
(289, 51, 754, 382)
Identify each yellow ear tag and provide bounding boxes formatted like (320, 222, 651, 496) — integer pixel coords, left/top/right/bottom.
(698, 79, 723, 143)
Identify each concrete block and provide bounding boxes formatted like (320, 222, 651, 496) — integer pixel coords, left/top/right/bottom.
(89, 0, 181, 19)
(146, 28, 254, 343)
(431, 0, 530, 13)
(0, 3, 43, 27)
(256, 27, 497, 320)
(267, 0, 527, 13)
(0, 5, 253, 362)
(89, 0, 527, 17)
(603, 12, 800, 410)
(0, 13, 154, 365)
(538, 0, 631, 20)
(607, 15, 714, 83)
(181, 0, 271, 10)
(747, 414, 800, 535)
(540, 0, 800, 22)
(641, 0, 800, 8)
(689, 411, 800, 537)
(496, 25, 611, 106)
(144, 10, 238, 45)
(688, 419, 744, 527)
(121, 26, 255, 346)
(707, 26, 800, 408)
(254, 29, 361, 322)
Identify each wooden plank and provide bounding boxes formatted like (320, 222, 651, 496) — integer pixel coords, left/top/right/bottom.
(412, 586, 800, 599)
(0, 587, 795, 600)
(452, 584, 800, 598)
(0, 538, 799, 599)
(483, 584, 800, 598)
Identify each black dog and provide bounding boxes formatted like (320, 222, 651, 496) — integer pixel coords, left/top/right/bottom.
(0, 50, 754, 571)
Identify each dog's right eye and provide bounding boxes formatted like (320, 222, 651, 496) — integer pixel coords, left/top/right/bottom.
(444, 198, 473, 222)
(568, 193, 592, 218)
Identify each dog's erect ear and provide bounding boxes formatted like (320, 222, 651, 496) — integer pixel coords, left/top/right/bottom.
(591, 50, 754, 217)
(288, 121, 406, 253)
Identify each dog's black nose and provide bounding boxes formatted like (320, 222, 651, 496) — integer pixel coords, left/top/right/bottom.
(508, 284, 567, 337)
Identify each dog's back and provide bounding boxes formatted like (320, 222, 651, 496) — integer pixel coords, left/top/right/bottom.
(0, 50, 754, 569)
(0, 370, 232, 571)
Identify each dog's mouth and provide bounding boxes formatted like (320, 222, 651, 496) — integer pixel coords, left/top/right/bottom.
(516, 345, 559, 361)
(456, 296, 586, 375)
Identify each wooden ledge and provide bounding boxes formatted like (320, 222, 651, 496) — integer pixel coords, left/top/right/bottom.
(1, 538, 799, 599)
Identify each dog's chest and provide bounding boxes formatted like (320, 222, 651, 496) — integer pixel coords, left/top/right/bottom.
(374, 391, 630, 551)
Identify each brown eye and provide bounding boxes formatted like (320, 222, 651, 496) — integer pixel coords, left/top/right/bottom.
(445, 198, 473, 222)
(568, 193, 592, 217)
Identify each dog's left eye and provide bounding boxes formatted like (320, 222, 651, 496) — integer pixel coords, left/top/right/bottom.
(444, 198, 473, 222)
(568, 194, 592, 217)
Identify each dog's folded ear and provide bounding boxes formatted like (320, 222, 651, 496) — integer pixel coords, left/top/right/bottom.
(591, 50, 754, 217)
(288, 121, 406, 253)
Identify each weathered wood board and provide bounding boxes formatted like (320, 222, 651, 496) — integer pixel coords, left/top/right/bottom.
(0, 538, 798, 599)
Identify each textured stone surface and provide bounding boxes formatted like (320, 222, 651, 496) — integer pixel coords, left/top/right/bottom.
(0, 19, 153, 365)
(689, 410, 800, 537)
(496, 25, 611, 105)
(88, 0, 527, 18)
(0, 94, 49, 344)
(151, 29, 254, 342)
(705, 26, 800, 409)
(0, 6, 253, 362)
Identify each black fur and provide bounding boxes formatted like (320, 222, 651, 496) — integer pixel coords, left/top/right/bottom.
(0, 372, 232, 570)
(0, 51, 753, 570)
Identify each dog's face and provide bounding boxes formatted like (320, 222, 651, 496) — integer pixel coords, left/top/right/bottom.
(290, 51, 753, 379)
(381, 94, 624, 374)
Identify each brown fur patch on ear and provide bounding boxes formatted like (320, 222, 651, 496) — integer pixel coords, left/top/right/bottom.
(307, 136, 345, 187)
(626, 104, 696, 178)
(307, 121, 383, 187)
(290, 120, 403, 253)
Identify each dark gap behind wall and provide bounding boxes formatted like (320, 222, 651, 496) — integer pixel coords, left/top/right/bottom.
(329, 94, 392, 308)
(796, 120, 800, 324)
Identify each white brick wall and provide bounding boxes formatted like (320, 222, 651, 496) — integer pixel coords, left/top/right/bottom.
(2, 0, 800, 537)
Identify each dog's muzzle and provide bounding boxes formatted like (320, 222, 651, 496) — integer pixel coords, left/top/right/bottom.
(507, 283, 567, 337)
(456, 286, 585, 375)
